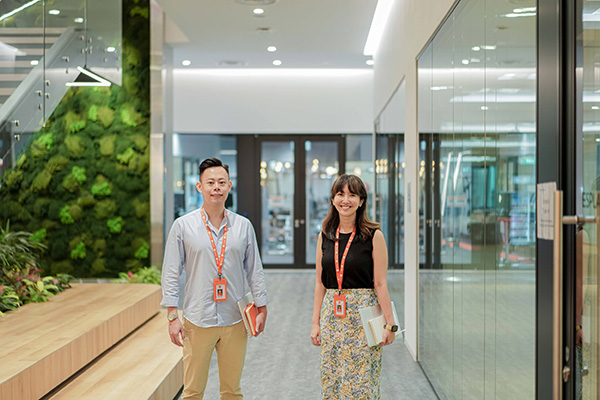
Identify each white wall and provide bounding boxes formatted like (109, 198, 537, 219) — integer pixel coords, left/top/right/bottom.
(373, 0, 456, 360)
(173, 69, 373, 134)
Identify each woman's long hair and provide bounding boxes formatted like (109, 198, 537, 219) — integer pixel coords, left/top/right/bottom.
(322, 174, 380, 242)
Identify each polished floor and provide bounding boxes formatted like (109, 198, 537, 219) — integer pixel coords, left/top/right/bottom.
(176, 270, 437, 399)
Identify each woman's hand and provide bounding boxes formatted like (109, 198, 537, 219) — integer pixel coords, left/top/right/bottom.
(311, 323, 322, 346)
(381, 328, 395, 346)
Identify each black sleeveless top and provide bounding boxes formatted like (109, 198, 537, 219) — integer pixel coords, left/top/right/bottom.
(321, 230, 375, 289)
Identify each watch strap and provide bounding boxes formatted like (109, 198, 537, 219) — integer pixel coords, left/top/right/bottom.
(167, 312, 179, 321)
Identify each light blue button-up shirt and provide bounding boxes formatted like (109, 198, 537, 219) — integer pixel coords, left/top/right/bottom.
(161, 208, 268, 328)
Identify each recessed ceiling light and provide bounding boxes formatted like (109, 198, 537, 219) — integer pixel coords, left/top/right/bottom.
(481, 106, 489, 111)
(462, 59, 469, 65)
(253, 8, 264, 14)
(30, 60, 39, 66)
(74, 17, 84, 23)
(273, 59, 282, 66)
(366, 60, 374, 66)
(472, 46, 480, 51)
(106, 47, 116, 53)
(182, 60, 191, 66)
(267, 46, 277, 52)
(593, 106, 599, 110)
(48, 9, 60, 15)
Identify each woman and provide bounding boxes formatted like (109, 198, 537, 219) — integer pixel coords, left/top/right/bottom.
(310, 174, 397, 399)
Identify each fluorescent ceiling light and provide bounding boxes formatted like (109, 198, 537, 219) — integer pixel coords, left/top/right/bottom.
(482, 45, 496, 50)
(481, 106, 488, 110)
(267, 46, 277, 52)
(0, 0, 41, 22)
(253, 8, 264, 14)
(74, 17, 84, 23)
(472, 46, 480, 51)
(272, 59, 282, 66)
(174, 68, 373, 78)
(182, 59, 191, 66)
(366, 59, 374, 66)
(593, 106, 599, 110)
(513, 7, 536, 13)
(504, 12, 535, 17)
(363, 0, 395, 56)
(66, 66, 111, 87)
(48, 9, 60, 15)
(30, 60, 39, 66)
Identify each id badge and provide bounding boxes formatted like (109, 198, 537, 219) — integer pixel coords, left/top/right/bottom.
(213, 278, 227, 302)
(333, 294, 346, 317)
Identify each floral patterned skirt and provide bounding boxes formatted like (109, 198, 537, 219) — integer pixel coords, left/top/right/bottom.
(320, 288, 383, 400)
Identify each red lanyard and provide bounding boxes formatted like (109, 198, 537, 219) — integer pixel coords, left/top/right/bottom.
(335, 225, 356, 293)
(200, 207, 228, 278)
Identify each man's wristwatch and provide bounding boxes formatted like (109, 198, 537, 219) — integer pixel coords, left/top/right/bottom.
(384, 324, 398, 332)
(167, 312, 179, 322)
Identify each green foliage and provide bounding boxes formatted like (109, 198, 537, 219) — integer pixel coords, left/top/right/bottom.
(0, 285, 22, 316)
(59, 205, 74, 224)
(70, 242, 86, 260)
(88, 104, 99, 121)
(65, 134, 85, 155)
(36, 132, 54, 150)
(31, 170, 52, 192)
(97, 106, 115, 128)
(113, 266, 160, 284)
(99, 135, 116, 156)
(71, 166, 87, 184)
(134, 240, 149, 259)
(107, 216, 124, 233)
(31, 228, 47, 243)
(0, 221, 46, 275)
(0, 0, 150, 278)
(116, 147, 136, 164)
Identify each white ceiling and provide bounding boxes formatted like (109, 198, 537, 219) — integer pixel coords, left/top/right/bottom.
(155, 0, 378, 68)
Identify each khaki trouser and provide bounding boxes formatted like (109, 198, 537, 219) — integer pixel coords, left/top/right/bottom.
(182, 319, 248, 399)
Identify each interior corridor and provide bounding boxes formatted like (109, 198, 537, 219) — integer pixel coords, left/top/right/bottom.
(176, 270, 437, 400)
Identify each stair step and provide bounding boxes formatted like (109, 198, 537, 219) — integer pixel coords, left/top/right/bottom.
(0, 36, 58, 44)
(0, 284, 162, 400)
(0, 27, 66, 35)
(46, 309, 183, 400)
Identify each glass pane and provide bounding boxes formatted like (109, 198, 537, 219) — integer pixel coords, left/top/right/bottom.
(376, 135, 389, 238)
(305, 140, 339, 265)
(261, 141, 294, 265)
(172, 134, 237, 219)
(579, 2, 600, 398)
(346, 134, 374, 219)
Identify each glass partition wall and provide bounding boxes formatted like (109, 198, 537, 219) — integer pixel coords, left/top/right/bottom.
(417, 0, 536, 398)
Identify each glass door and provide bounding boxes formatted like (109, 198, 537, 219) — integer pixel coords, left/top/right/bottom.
(258, 136, 344, 268)
(574, 2, 600, 398)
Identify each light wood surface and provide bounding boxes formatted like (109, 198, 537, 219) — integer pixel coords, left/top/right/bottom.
(0, 284, 162, 400)
(48, 309, 183, 400)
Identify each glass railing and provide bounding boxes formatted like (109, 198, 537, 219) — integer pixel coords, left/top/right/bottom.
(0, 0, 121, 179)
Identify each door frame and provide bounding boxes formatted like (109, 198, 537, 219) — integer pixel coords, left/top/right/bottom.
(239, 134, 345, 269)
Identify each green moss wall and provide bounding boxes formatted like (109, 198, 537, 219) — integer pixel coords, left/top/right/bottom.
(0, 0, 151, 277)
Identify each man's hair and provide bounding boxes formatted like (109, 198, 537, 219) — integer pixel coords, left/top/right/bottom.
(199, 158, 230, 179)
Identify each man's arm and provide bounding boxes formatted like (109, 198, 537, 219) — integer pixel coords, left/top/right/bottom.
(162, 221, 185, 346)
(244, 222, 268, 334)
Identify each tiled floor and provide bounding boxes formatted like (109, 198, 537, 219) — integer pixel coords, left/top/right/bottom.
(176, 270, 437, 399)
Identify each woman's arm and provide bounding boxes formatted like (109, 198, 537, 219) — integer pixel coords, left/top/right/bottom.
(373, 229, 395, 345)
(311, 233, 327, 346)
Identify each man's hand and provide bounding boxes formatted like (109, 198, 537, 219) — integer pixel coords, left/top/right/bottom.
(256, 306, 267, 334)
(310, 323, 321, 346)
(381, 328, 395, 346)
(169, 318, 185, 347)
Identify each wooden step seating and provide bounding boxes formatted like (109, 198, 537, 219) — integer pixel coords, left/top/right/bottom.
(0, 283, 172, 400)
(46, 309, 183, 400)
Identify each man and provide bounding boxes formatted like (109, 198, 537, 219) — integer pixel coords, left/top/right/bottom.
(161, 157, 268, 399)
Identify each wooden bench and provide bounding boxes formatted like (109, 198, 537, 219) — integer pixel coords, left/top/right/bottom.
(0, 284, 162, 400)
(46, 309, 183, 400)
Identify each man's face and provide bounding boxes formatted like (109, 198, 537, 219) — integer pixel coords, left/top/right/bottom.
(196, 167, 232, 208)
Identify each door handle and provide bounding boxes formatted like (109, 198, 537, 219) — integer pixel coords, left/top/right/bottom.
(294, 219, 305, 228)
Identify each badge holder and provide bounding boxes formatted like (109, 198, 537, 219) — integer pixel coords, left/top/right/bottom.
(213, 276, 227, 302)
(333, 292, 346, 317)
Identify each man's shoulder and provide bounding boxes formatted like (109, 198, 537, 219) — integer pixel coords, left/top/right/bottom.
(227, 209, 252, 226)
(173, 209, 203, 227)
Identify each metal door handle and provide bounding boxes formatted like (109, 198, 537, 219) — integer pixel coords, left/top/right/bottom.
(294, 219, 305, 228)
(562, 366, 570, 383)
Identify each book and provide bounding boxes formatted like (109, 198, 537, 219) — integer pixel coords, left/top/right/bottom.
(237, 292, 259, 337)
(245, 303, 259, 336)
(359, 301, 404, 347)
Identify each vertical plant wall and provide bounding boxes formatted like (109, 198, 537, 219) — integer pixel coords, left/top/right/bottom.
(0, 0, 150, 277)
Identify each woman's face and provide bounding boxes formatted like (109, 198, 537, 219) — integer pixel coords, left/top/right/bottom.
(332, 184, 364, 219)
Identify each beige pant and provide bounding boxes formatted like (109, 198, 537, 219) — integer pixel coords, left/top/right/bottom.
(182, 319, 248, 399)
